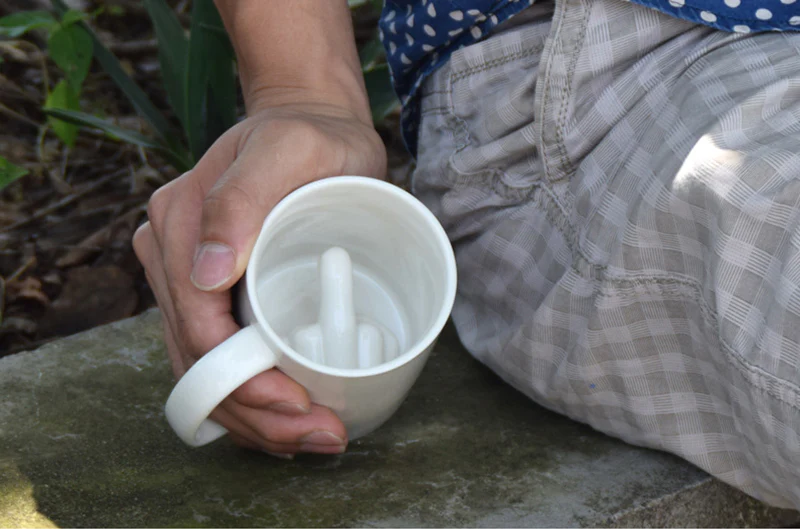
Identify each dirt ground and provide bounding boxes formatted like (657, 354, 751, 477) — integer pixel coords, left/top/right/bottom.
(0, 0, 411, 357)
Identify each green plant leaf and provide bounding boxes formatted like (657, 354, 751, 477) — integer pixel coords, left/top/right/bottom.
(0, 10, 56, 38)
(61, 8, 89, 26)
(44, 79, 80, 146)
(202, 17, 237, 150)
(359, 36, 385, 71)
(185, 0, 237, 161)
(0, 157, 29, 191)
(42, 108, 193, 172)
(348, 0, 383, 11)
(48, 23, 93, 88)
(363, 64, 399, 124)
(143, 0, 189, 131)
(50, 0, 184, 153)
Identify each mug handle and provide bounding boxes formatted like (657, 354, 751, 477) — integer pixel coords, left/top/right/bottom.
(164, 325, 277, 447)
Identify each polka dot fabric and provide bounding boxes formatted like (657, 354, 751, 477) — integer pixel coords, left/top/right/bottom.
(628, 0, 800, 34)
(378, 0, 800, 155)
(378, 0, 535, 155)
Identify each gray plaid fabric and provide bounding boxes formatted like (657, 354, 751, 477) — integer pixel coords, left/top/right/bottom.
(411, 0, 800, 509)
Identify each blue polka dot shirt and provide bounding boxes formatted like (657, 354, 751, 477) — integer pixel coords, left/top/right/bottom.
(379, 0, 800, 155)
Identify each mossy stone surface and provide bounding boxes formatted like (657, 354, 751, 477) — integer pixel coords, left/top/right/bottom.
(1, 310, 797, 527)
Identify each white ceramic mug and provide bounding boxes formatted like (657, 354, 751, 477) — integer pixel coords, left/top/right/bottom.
(165, 176, 457, 447)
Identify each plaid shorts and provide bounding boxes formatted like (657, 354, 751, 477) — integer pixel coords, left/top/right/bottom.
(411, 0, 800, 509)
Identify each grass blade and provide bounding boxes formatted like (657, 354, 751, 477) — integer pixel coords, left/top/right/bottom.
(43, 108, 192, 172)
(142, 0, 189, 131)
(185, 0, 237, 161)
(85, 34, 178, 146)
(49, 0, 183, 153)
(204, 19, 237, 136)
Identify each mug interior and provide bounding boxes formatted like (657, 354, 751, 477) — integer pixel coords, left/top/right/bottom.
(247, 177, 456, 376)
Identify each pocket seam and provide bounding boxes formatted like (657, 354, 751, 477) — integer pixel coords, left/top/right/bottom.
(442, 44, 547, 196)
(450, 44, 545, 84)
(549, 0, 591, 184)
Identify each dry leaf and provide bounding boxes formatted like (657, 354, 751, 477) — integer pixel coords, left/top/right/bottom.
(38, 265, 138, 337)
(6, 276, 49, 305)
(0, 316, 37, 335)
(55, 206, 145, 268)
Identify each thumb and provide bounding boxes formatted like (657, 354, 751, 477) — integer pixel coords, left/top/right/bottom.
(188, 125, 287, 292)
(189, 121, 325, 291)
(190, 155, 278, 292)
(189, 118, 347, 292)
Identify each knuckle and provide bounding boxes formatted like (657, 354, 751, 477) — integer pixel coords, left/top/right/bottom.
(202, 179, 260, 225)
(146, 180, 176, 231)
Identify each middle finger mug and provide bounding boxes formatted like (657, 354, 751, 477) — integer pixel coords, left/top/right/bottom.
(164, 176, 458, 447)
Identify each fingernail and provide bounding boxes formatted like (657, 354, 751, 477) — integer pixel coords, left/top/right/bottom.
(191, 242, 235, 290)
(300, 431, 346, 446)
(263, 450, 294, 460)
(268, 402, 311, 416)
(300, 443, 347, 455)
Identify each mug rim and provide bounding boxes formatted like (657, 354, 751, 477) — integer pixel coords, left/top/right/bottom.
(245, 175, 457, 378)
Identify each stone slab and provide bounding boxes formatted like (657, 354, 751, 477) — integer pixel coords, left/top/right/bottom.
(1, 309, 797, 527)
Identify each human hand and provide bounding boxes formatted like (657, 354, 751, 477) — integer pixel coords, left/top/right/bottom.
(133, 102, 386, 457)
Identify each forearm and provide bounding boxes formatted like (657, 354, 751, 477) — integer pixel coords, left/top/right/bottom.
(214, 0, 371, 124)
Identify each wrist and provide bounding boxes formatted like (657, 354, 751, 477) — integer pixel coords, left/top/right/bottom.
(244, 65, 372, 125)
(214, 0, 372, 125)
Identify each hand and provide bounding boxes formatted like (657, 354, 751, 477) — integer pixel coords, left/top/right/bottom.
(133, 102, 386, 457)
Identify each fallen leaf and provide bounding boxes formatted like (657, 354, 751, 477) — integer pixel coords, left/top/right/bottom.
(41, 271, 62, 286)
(55, 224, 110, 268)
(6, 276, 50, 305)
(0, 316, 37, 335)
(38, 265, 138, 338)
(55, 205, 145, 268)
